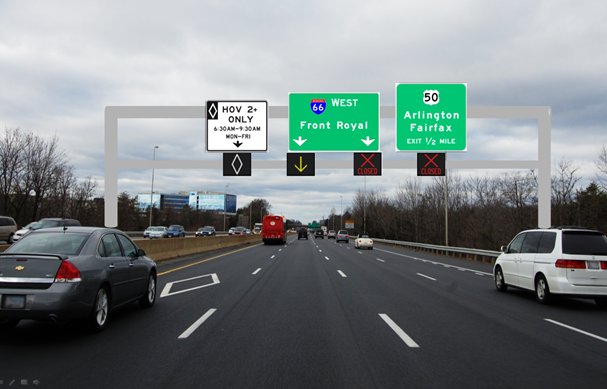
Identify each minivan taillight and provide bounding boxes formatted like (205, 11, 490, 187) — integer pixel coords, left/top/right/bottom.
(555, 259, 586, 269)
(55, 261, 82, 282)
(602, 262, 607, 270)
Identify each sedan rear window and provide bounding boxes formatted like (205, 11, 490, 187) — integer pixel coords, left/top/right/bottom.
(562, 232, 607, 255)
(8, 233, 89, 255)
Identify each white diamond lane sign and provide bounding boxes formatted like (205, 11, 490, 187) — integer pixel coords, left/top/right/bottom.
(206, 100, 268, 152)
(232, 154, 243, 175)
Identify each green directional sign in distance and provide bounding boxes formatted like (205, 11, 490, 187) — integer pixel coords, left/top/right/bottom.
(396, 83, 467, 152)
(289, 93, 380, 152)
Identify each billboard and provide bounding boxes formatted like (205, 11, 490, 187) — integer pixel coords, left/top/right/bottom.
(137, 194, 162, 211)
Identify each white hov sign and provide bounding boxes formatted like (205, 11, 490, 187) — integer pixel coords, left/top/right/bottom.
(206, 100, 268, 152)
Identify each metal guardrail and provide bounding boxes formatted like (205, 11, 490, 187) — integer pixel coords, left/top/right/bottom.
(374, 238, 501, 264)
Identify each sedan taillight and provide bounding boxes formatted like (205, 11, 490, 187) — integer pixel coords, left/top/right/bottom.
(555, 259, 586, 269)
(55, 261, 82, 282)
(602, 262, 607, 270)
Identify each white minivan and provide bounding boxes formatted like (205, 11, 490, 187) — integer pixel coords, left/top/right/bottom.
(494, 227, 607, 306)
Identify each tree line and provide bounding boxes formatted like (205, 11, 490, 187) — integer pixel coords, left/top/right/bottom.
(337, 156, 607, 250)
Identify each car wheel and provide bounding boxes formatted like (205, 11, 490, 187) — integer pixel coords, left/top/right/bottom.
(139, 274, 156, 308)
(89, 286, 110, 332)
(0, 318, 20, 330)
(535, 275, 552, 304)
(494, 267, 507, 292)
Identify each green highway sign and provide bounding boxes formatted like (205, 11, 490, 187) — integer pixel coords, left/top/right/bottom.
(288, 93, 380, 152)
(395, 83, 467, 152)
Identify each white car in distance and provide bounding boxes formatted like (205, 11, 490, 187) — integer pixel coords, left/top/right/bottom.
(354, 233, 373, 250)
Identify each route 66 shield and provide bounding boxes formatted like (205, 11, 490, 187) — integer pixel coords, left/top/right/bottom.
(310, 99, 326, 115)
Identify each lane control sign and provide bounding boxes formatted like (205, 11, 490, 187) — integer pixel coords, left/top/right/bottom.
(354, 153, 382, 176)
(223, 153, 252, 176)
(396, 83, 466, 152)
(417, 153, 445, 176)
(288, 92, 380, 152)
(287, 153, 315, 176)
(207, 101, 268, 152)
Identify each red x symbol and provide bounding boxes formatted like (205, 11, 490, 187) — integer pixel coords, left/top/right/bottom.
(361, 153, 375, 168)
(424, 154, 439, 168)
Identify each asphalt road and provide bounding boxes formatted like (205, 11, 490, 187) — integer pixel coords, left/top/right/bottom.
(2, 236, 607, 388)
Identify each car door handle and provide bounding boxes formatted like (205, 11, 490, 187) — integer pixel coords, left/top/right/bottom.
(109, 264, 115, 270)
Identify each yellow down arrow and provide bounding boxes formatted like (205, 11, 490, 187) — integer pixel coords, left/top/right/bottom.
(295, 156, 307, 172)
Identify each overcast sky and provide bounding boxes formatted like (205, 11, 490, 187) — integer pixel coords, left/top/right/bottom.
(1, 0, 606, 225)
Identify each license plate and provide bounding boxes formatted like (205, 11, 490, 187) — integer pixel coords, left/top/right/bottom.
(587, 261, 600, 270)
(2, 295, 26, 309)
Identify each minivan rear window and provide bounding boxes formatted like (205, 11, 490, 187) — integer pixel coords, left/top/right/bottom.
(562, 231, 607, 255)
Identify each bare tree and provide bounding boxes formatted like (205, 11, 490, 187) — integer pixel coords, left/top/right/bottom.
(552, 158, 582, 226)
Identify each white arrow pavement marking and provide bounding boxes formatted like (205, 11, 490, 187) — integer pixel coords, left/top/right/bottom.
(294, 136, 307, 146)
(361, 136, 375, 146)
(160, 273, 220, 298)
(379, 314, 420, 348)
(178, 309, 217, 339)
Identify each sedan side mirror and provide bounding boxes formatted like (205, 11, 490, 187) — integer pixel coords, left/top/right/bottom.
(500, 245, 508, 253)
(138, 248, 147, 257)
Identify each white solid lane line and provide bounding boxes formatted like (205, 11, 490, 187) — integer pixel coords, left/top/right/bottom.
(375, 248, 493, 276)
(338, 270, 347, 278)
(545, 319, 607, 343)
(379, 314, 420, 348)
(179, 308, 217, 339)
(417, 273, 437, 281)
(252, 268, 261, 275)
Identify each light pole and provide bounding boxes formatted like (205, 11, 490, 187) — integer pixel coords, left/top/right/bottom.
(340, 196, 343, 230)
(149, 146, 158, 227)
(223, 183, 229, 232)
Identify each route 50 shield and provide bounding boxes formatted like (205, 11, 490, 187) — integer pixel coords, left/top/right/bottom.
(310, 99, 326, 115)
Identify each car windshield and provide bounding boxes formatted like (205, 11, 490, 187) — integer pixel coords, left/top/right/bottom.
(338, 230, 348, 234)
(7, 233, 90, 256)
(152, 227, 165, 231)
(562, 231, 607, 255)
(168, 226, 180, 231)
(203, 227, 213, 231)
(359, 234, 370, 238)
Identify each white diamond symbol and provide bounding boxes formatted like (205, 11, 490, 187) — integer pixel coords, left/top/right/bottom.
(209, 104, 217, 119)
(231, 154, 243, 175)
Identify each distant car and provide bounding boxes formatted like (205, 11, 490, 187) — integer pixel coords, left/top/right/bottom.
(298, 228, 308, 240)
(354, 233, 373, 250)
(143, 226, 154, 239)
(336, 230, 349, 243)
(0, 227, 157, 332)
(166, 225, 185, 238)
(494, 226, 607, 306)
(0, 216, 18, 244)
(328, 230, 336, 239)
(315, 229, 324, 239)
(246, 229, 252, 235)
(196, 226, 216, 237)
(233, 227, 246, 236)
(12, 222, 37, 242)
(229, 227, 235, 235)
(148, 226, 168, 239)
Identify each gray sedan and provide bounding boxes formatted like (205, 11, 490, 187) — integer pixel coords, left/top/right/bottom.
(0, 227, 157, 332)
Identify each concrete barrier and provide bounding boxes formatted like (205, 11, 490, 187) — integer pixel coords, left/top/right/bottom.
(137, 235, 263, 261)
(0, 234, 263, 261)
